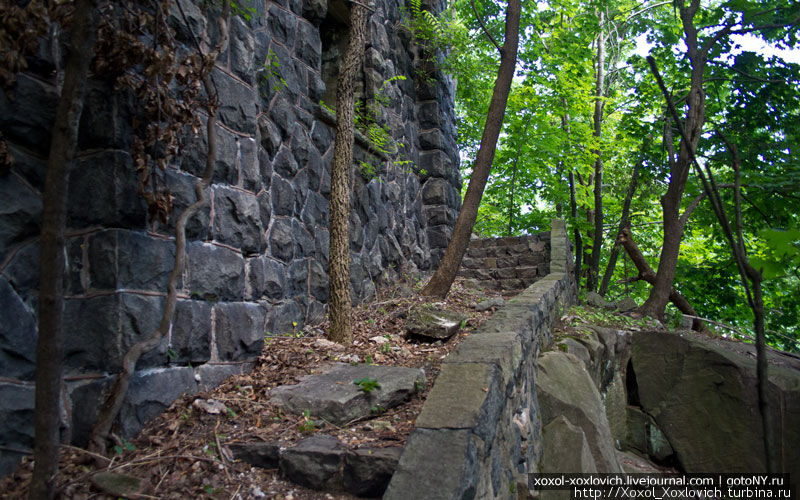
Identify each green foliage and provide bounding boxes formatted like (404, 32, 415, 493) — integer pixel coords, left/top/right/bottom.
(230, 0, 257, 21)
(112, 437, 136, 456)
(299, 410, 317, 434)
(353, 377, 381, 393)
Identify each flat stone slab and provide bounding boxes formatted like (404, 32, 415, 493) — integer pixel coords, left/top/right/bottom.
(405, 305, 467, 340)
(270, 363, 425, 425)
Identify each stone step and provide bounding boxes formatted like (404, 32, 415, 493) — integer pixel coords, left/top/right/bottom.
(459, 265, 547, 282)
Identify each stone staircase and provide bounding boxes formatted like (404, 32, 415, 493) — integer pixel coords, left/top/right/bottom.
(459, 232, 551, 292)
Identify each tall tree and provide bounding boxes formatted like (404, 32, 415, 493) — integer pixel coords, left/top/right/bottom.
(640, 0, 800, 320)
(328, 0, 369, 342)
(421, 0, 521, 298)
(30, 0, 99, 497)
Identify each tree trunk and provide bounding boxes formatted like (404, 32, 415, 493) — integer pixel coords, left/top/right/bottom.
(328, 1, 369, 342)
(618, 228, 704, 331)
(421, 0, 521, 298)
(587, 11, 606, 293)
(639, 0, 705, 319)
(30, 1, 98, 497)
(598, 154, 641, 296)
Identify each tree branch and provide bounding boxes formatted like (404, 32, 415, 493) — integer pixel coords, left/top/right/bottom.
(469, 0, 502, 53)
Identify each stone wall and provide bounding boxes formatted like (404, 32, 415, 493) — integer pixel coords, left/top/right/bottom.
(459, 233, 551, 292)
(384, 220, 577, 499)
(0, 0, 460, 475)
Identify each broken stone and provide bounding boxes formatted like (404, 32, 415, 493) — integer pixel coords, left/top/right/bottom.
(229, 441, 281, 469)
(474, 296, 505, 312)
(615, 297, 638, 312)
(90, 471, 144, 498)
(270, 363, 425, 425)
(280, 434, 344, 490)
(405, 305, 467, 341)
(585, 291, 615, 310)
(192, 398, 227, 414)
(369, 335, 389, 344)
(343, 446, 403, 497)
(314, 338, 344, 350)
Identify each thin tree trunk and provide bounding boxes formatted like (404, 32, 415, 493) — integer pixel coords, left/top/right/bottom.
(88, 1, 230, 454)
(639, 0, 705, 319)
(328, 1, 369, 342)
(30, 1, 98, 498)
(421, 0, 521, 298)
(587, 11, 606, 293)
(506, 118, 531, 236)
(598, 153, 642, 296)
(618, 228, 704, 331)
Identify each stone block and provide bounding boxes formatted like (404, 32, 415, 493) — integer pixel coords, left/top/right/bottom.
(384, 428, 478, 500)
(267, 4, 297, 48)
(89, 230, 178, 292)
(229, 17, 256, 84)
(213, 69, 257, 135)
(195, 362, 253, 392)
(0, 381, 35, 476)
(344, 446, 403, 497)
(295, 19, 322, 67)
(0, 74, 58, 150)
(0, 175, 41, 262)
(421, 177, 450, 205)
(271, 174, 296, 217)
(268, 94, 297, 140)
(214, 302, 267, 361)
(270, 363, 425, 425)
(157, 168, 210, 240)
(302, 0, 327, 22)
(186, 242, 245, 301)
(230, 441, 280, 469)
(212, 187, 266, 255)
(416, 362, 504, 444)
(171, 299, 212, 363)
(280, 435, 344, 490)
(246, 256, 286, 300)
(63, 295, 123, 373)
(67, 151, 146, 230)
(119, 293, 168, 369)
(67, 377, 110, 447)
(120, 367, 198, 438)
(266, 299, 303, 335)
(0, 277, 37, 380)
(268, 217, 295, 262)
(445, 331, 523, 388)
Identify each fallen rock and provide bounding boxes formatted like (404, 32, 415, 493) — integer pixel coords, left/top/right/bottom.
(229, 441, 280, 469)
(280, 434, 344, 490)
(270, 363, 425, 425)
(615, 297, 638, 312)
(585, 291, 615, 310)
(474, 296, 505, 312)
(315, 338, 344, 350)
(535, 351, 622, 472)
(192, 398, 226, 414)
(91, 471, 144, 498)
(541, 415, 597, 473)
(369, 335, 389, 344)
(343, 446, 403, 497)
(405, 305, 467, 340)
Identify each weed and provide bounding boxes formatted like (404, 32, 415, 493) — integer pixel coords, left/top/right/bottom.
(365, 354, 375, 365)
(299, 410, 317, 434)
(371, 404, 387, 415)
(113, 437, 136, 456)
(353, 377, 381, 393)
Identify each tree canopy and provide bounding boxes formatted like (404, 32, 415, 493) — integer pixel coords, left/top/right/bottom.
(435, 0, 800, 350)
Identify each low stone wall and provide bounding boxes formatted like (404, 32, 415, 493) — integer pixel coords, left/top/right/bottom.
(384, 220, 576, 499)
(459, 233, 551, 292)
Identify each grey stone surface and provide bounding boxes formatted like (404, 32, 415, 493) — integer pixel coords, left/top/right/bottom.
(632, 330, 800, 477)
(0, 173, 41, 259)
(230, 441, 280, 469)
(212, 187, 266, 255)
(384, 428, 478, 500)
(343, 446, 402, 497)
(615, 297, 638, 312)
(171, 299, 212, 363)
(536, 351, 622, 472)
(475, 296, 505, 312)
(405, 305, 467, 340)
(280, 435, 344, 490)
(120, 367, 198, 438)
(541, 415, 597, 473)
(195, 363, 253, 391)
(0, 277, 37, 379)
(0, 381, 35, 476)
(214, 302, 267, 361)
(186, 242, 245, 301)
(270, 363, 424, 425)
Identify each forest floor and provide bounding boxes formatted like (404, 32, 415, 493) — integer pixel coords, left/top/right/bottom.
(1, 277, 507, 499)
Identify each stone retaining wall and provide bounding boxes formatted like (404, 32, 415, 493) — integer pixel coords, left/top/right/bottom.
(384, 219, 576, 499)
(0, 0, 460, 475)
(459, 233, 551, 292)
